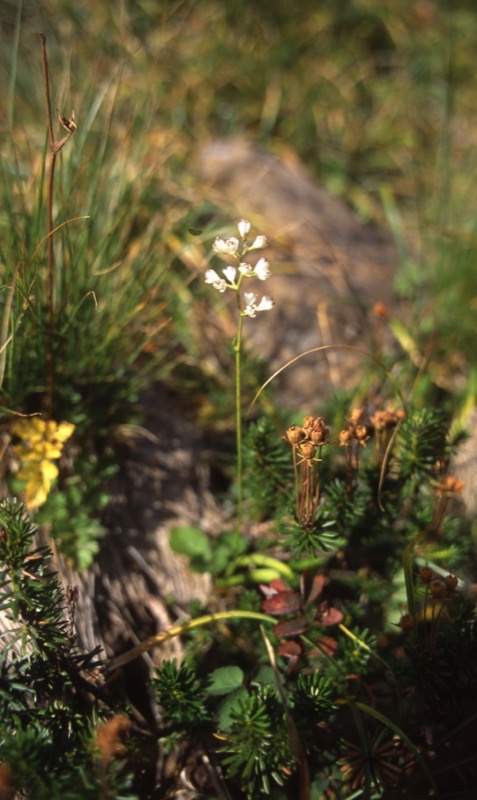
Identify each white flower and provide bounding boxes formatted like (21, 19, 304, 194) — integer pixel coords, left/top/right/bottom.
(243, 292, 258, 317)
(242, 292, 274, 317)
(222, 266, 237, 285)
(212, 236, 239, 256)
(205, 269, 227, 292)
(238, 219, 251, 238)
(239, 262, 253, 276)
(256, 295, 274, 311)
(249, 234, 268, 251)
(254, 257, 271, 280)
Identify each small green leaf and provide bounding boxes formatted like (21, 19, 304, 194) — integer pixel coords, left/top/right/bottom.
(252, 665, 276, 688)
(207, 666, 244, 696)
(170, 525, 212, 561)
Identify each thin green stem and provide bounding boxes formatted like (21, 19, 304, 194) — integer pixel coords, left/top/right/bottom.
(106, 609, 276, 673)
(234, 276, 245, 547)
(235, 317, 244, 535)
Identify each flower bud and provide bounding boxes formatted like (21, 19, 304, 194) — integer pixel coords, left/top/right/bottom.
(238, 219, 251, 238)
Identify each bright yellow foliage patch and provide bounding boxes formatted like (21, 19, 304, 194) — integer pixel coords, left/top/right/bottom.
(12, 418, 75, 510)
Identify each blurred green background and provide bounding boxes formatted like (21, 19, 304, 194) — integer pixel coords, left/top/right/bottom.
(1, 0, 477, 421)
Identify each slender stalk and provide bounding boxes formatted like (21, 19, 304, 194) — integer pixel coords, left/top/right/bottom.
(206, 224, 273, 549)
(39, 34, 76, 419)
(234, 282, 245, 545)
(105, 609, 276, 673)
(40, 34, 56, 419)
(0, 263, 20, 391)
(292, 445, 300, 519)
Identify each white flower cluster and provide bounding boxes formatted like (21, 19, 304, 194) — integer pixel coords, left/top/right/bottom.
(205, 219, 274, 317)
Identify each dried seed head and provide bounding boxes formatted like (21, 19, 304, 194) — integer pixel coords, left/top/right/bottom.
(429, 580, 447, 599)
(437, 476, 465, 496)
(285, 425, 305, 445)
(348, 408, 364, 425)
(355, 425, 369, 445)
(312, 416, 328, 432)
(419, 567, 433, 585)
(339, 429, 352, 447)
(370, 408, 405, 431)
(444, 574, 458, 591)
(309, 427, 326, 445)
(398, 614, 414, 630)
(298, 441, 315, 460)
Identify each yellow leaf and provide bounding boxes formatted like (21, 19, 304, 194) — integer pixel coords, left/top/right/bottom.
(35, 441, 62, 460)
(12, 417, 46, 442)
(18, 460, 59, 510)
(53, 421, 75, 443)
(17, 460, 58, 483)
(12, 417, 74, 509)
(40, 460, 59, 482)
(24, 479, 49, 510)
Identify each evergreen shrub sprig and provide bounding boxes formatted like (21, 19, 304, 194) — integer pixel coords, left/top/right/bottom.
(0, 499, 137, 799)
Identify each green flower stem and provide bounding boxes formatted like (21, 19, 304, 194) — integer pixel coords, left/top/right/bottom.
(403, 537, 417, 625)
(229, 553, 294, 578)
(233, 272, 246, 548)
(217, 553, 294, 586)
(289, 556, 329, 571)
(403, 523, 431, 634)
(106, 610, 276, 673)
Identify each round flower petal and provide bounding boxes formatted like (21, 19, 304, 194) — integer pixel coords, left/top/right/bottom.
(249, 234, 268, 250)
(256, 295, 274, 311)
(222, 266, 237, 285)
(254, 257, 271, 280)
(205, 269, 227, 292)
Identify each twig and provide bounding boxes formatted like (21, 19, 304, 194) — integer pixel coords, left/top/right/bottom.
(39, 33, 77, 418)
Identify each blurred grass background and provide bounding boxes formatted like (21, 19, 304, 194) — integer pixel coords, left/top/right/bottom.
(1, 0, 477, 432)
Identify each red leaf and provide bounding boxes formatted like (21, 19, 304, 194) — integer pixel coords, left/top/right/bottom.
(277, 640, 302, 659)
(262, 591, 301, 616)
(259, 578, 289, 599)
(319, 603, 344, 626)
(274, 615, 308, 637)
(319, 636, 338, 657)
(305, 573, 327, 606)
